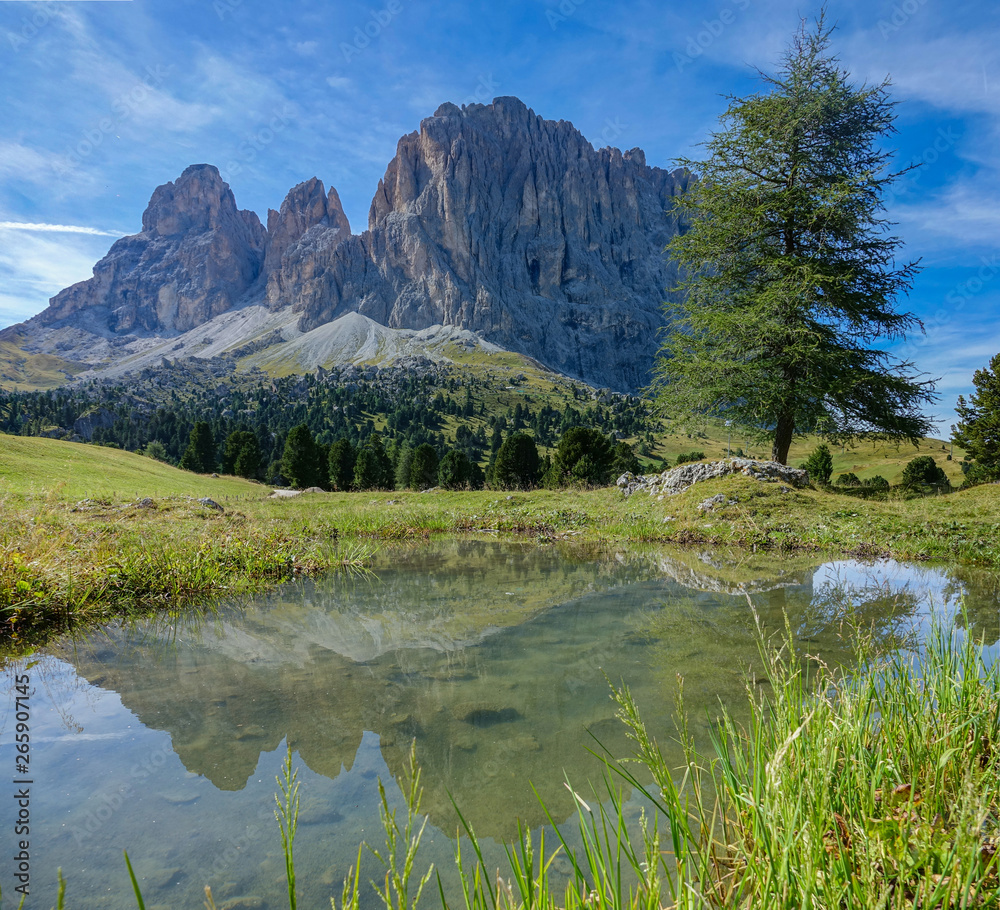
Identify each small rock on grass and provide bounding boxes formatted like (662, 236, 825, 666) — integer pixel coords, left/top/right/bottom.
(698, 493, 737, 512)
(197, 497, 224, 511)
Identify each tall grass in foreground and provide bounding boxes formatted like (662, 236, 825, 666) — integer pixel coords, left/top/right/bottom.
(356, 610, 1000, 909)
(608, 610, 1000, 908)
(4, 611, 998, 909)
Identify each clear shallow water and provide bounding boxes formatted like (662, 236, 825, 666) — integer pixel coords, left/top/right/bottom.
(1, 542, 998, 909)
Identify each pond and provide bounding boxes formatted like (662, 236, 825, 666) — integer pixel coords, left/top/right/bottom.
(2, 541, 998, 909)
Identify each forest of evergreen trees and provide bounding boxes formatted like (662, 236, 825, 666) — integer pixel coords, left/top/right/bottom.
(0, 362, 660, 490)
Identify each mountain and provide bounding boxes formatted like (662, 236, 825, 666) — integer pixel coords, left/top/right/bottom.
(40, 164, 268, 335)
(0, 97, 690, 392)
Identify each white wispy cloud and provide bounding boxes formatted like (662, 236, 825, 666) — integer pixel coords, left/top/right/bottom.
(889, 308, 1000, 432)
(195, 53, 294, 124)
(894, 175, 1000, 250)
(0, 141, 75, 186)
(0, 221, 125, 237)
(0, 228, 112, 328)
(61, 46, 218, 138)
(845, 30, 1000, 118)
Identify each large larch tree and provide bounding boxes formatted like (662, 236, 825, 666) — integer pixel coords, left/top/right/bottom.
(653, 13, 936, 464)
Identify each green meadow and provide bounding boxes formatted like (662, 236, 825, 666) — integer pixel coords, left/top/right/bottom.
(2, 432, 998, 654)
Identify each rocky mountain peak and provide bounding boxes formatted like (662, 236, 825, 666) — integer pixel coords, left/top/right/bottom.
(10, 96, 692, 392)
(262, 178, 353, 310)
(432, 101, 462, 118)
(140, 164, 244, 237)
(288, 95, 692, 390)
(264, 177, 351, 276)
(39, 165, 267, 334)
(369, 95, 571, 230)
(623, 148, 646, 167)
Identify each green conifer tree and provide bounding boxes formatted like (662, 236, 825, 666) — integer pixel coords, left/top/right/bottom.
(328, 438, 357, 491)
(802, 443, 834, 484)
(281, 423, 322, 489)
(179, 421, 216, 473)
(409, 443, 439, 490)
(653, 14, 935, 464)
(953, 352, 1000, 484)
(491, 433, 540, 490)
(438, 449, 473, 490)
(354, 435, 393, 490)
(552, 427, 615, 486)
(223, 430, 261, 479)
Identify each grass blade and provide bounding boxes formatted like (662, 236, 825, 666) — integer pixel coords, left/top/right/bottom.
(123, 852, 146, 910)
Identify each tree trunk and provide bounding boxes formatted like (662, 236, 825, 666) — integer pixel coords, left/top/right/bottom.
(771, 412, 795, 465)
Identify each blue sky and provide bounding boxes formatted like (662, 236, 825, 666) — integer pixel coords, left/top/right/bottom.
(1, 0, 998, 433)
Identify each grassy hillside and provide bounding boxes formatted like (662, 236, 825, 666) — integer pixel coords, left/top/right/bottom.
(1, 340, 966, 491)
(0, 433, 262, 501)
(0, 335, 87, 390)
(643, 419, 965, 486)
(331, 350, 966, 485)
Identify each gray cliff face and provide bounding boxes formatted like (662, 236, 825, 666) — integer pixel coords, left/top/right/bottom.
(41, 164, 267, 335)
(263, 178, 351, 312)
(21, 97, 691, 391)
(279, 97, 691, 390)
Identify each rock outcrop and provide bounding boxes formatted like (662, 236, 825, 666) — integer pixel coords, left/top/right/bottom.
(279, 97, 691, 390)
(263, 178, 351, 310)
(617, 459, 811, 497)
(72, 406, 117, 440)
(39, 165, 267, 335)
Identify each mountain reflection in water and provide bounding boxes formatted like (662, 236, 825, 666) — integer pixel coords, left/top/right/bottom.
(5, 541, 996, 910)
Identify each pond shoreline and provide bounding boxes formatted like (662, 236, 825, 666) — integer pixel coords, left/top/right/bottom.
(3, 476, 999, 654)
